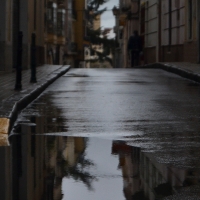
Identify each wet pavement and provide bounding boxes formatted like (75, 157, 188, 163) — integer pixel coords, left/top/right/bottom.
(3, 68, 200, 199)
(0, 65, 70, 135)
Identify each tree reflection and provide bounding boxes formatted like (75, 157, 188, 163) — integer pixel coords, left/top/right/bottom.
(46, 136, 97, 191)
(64, 153, 97, 190)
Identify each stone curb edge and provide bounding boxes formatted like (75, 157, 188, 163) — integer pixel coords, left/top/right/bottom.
(6, 65, 71, 135)
(136, 63, 200, 83)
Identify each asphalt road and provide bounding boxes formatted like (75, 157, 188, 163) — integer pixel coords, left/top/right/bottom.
(13, 68, 200, 199)
(46, 68, 200, 145)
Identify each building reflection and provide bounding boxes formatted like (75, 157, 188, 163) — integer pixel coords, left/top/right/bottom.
(112, 141, 200, 200)
(6, 101, 91, 200)
(9, 123, 88, 200)
(1, 127, 200, 199)
(0, 92, 97, 200)
(1, 90, 200, 199)
(0, 146, 11, 200)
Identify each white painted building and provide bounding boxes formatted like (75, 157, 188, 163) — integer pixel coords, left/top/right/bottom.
(140, 0, 159, 63)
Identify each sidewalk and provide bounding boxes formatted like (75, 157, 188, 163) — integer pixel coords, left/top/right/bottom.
(144, 62, 200, 83)
(0, 65, 71, 137)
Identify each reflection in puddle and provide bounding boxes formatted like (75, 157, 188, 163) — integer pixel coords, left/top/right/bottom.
(0, 122, 194, 199)
(9, 123, 124, 200)
(62, 138, 123, 200)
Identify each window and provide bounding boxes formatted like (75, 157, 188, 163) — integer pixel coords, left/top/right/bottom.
(57, 9, 66, 36)
(47, 2, 57, 34)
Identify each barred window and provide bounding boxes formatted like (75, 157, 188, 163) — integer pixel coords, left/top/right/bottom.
(57, 9, 65, 36)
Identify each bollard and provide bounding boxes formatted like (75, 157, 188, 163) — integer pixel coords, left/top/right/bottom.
(30, 33, 37, 83)
(15, 31, 23, 90)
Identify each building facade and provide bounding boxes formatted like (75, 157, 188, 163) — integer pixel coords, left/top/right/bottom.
(0, 0, 95, 71)
(142, 0, 199, 64)
(13, 0, 46, 69)
(0, 0, 68, 72)
(73, 0, 88, 68)
(113, 0, 200, 66)
(113, 0, 140, 68)
(63, 0, 78, 67)
(184, 0, 198, 63)
(140, 0, 159, 63)
(0, 1, 13, 71)
(45, 0, 66, 65)
(158, 0, 184, 62)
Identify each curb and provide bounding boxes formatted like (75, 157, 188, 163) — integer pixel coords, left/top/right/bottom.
(6, 65, 71, 135)
(139, 63, 200, 83)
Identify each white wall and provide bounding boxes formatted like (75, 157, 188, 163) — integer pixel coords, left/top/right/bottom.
(161, 0, 185, 46)
(145, 0, 158, 47)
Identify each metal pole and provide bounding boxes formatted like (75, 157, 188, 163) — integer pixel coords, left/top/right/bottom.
(30, 33, 37, 83)
(15, 31, 23, 90)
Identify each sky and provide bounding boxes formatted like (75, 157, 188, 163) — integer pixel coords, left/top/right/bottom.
(99, 0, 119, 38)
(62, 138, 124, 200)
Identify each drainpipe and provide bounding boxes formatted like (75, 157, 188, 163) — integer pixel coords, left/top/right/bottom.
(198, 21, 200, 63)
(198, 1, 200, 63)
(168, 0, 172, 52)
(158, 0, 162, 61)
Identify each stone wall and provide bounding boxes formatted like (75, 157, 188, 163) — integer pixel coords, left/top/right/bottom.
(0, 42, 13, 71)
(37, 46, 45, 66)
(183, 41, 198, 63)
(144, 47, 156, 64)
(161, 44, 184, 62)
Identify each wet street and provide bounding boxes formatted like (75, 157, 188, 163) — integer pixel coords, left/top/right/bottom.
(4, 68, 200, 199)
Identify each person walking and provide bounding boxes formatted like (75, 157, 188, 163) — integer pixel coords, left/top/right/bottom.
(127, 30, 142, 67)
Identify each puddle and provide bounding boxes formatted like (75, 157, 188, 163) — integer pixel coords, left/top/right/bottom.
(0, 122, 195, 199)
(3, 69, 200, 199)
(62, 137, 123, 200)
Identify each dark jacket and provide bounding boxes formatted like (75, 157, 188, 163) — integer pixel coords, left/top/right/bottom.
(127, 35, 142, 52)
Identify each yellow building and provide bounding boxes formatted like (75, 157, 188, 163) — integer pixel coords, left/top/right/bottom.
(74, 0, 89, 68)
(63, 0, 77, 67)
(63, 0, 87, 68)
(45, 0, 66, 65)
